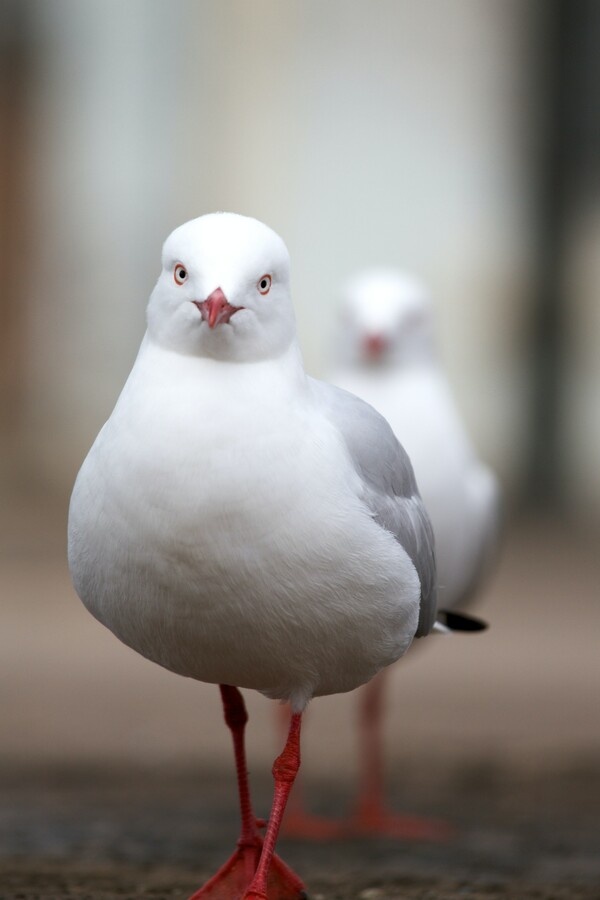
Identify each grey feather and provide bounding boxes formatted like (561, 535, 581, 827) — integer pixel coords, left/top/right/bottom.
(309, 378, 437, 636)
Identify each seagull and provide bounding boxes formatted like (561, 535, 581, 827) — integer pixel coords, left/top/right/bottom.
(67, 215, 440, 900)
(283, 267, 497, 841)
(334, 269, 499, 610)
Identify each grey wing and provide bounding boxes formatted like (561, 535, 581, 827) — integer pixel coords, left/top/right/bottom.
(310, 377, 437, 636)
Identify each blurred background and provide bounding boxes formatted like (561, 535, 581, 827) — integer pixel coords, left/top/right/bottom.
(1, 0, 599, 511)
(0, 1, 599, 892)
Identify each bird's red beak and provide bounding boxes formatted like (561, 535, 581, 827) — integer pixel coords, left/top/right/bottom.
(363, 333, 387, 359)
(193, 288, 242, 328)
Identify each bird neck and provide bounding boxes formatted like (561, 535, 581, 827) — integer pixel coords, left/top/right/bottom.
(136, 333, 308, 403)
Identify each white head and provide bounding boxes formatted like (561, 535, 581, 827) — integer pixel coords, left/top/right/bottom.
(146, 213, 295, 362)
(336, 268, 435, 367)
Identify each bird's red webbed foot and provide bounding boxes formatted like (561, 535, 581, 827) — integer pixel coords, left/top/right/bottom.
(241, 848, 307, 899)
(187, 842, 261, 899)
(188, 835, 305, 899)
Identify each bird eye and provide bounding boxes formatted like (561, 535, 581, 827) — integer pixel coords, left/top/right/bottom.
(174, 263, 188, 285)
(257, 274, 272, 295)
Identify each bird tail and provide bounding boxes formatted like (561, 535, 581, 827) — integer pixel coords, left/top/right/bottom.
(433, 610, 488, 634)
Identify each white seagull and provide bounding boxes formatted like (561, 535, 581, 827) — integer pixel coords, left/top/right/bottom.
(68, 215, 440, 900)
(287, 267, 497, 840)
(334, 269, 499, 610)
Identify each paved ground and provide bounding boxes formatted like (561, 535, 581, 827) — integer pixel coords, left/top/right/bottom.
(0, 760, 599, 898)
(1, 497, 599, 897)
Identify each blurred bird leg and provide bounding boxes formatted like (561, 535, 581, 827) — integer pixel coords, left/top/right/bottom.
(350, 670, 453, 840)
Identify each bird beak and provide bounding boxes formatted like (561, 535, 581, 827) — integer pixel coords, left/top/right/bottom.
(363, 333, 387, 359)
(193, 287, 242, 328)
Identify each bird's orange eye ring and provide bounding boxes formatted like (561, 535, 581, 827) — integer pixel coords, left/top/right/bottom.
(257, 274, 272, 295)
(174, 263, 188, 285)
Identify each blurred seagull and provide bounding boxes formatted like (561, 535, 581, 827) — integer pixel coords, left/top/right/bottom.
(68, 216, 446, 900)
(284, 268, 498, 841)
(335, 269, 499, 612)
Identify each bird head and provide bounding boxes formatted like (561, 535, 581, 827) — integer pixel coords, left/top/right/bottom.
(147, 213, 295, 362)
(336, 269, 435, 367)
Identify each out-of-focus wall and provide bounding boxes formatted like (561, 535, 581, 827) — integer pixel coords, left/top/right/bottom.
(177, 0, 535, 495)
(2, 0, 598, 516)
(563, 205, 600, 518)
(0, 0, 29, 488)
(16, 0, 534, 498)
(19, 0, 184, 491)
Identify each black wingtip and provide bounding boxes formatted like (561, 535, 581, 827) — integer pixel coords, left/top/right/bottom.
(437, 610, 488, 632)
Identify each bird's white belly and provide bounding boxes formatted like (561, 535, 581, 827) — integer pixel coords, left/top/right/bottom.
(69, 401, 419, 709)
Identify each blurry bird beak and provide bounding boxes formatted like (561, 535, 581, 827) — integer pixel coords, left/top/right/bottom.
(193, 288, 243, 328)
(363, 333, 387, 359)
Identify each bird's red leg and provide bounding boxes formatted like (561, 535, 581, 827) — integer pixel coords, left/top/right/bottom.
(188, 687, 305, 900)
(188, 685, 262, 898)
(279, 703, 347, 840)
(353, 670, 386, 824)
(243, 712, 306, 900)
(221, 685, 265, 878)
(351, 671, 451, 840)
